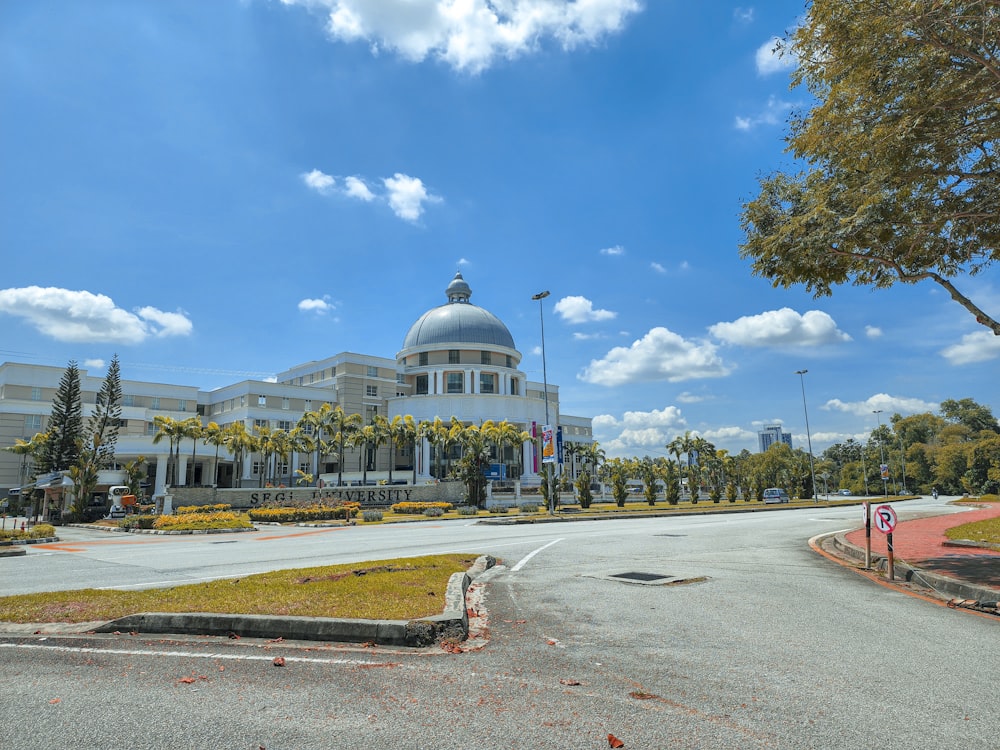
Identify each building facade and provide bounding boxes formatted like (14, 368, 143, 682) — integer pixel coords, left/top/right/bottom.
(757, 424, 793, 453)
(1, 273, 592, 500)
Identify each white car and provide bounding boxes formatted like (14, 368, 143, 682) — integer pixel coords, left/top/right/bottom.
(763, 488, 790, 504)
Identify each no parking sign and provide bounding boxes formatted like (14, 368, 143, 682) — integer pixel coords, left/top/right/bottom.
(873, 504, 897, 534)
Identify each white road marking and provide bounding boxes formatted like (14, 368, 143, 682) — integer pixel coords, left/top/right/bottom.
(510, 538, 563, 572)
(0, 642, 405, 666)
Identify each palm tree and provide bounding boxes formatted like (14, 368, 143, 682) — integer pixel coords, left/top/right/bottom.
(490, 420, 530, 482)
(297, 402, 335, 486)
(455, 423, 491, 506)
(4, 431, 49, 487)
(223, 422, 256, 489)
(329, 406, 363, 487)
(387, 414, 417, 485)
(180, 416, 203, 486)
(202, 422, 226, 487)
(362, 415, 390, 485)
(269, 428, 293, 486)
(424, 417, 449, 479)
(152, 415, 185, 488)
(254, 424, 275, 487)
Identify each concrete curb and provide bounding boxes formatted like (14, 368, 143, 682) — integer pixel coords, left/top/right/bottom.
(826, 533, 1000, 604)
(91, 554, 497, 646)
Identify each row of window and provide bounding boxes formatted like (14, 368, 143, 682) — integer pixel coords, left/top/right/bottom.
(416, 351, 515, 367)
(414, 372, 518, 396)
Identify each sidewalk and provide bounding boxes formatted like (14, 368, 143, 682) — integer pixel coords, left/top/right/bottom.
(831, 502, 1000, 605)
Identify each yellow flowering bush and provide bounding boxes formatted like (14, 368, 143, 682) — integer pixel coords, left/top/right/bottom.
(153, 512, 252, 530)
(248, 503, 360, 523)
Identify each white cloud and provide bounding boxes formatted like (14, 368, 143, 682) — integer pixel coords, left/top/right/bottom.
(303, 168, 441, 222)
(298, 296, 335, 314)
(709, 308, 851, 347)
(822, 393, 939, 417)
(383, 173, 441, 221)
(676, 391, 705, 404)
(592, 405, 687, 456)
(940, 329, 1000, 365)
(84, 358, 105, 369)
(282, 0, 642, 74)
(580, 326, 732, 386)
(0, 287, 192, 344)
(600, 245, 625, 256)
(865, 325, 883, 339)
(458, 257, 471, 266)
(572, 331, 605, 340)
(734, 94, 795, 131)
(344, 176, 375, 201)
(755, 35, 795, 75)
(553, 295, 616, 324)
(734, 7, 754, 24)
(650, 262, 666, 274)
(302, 168, 335, 193)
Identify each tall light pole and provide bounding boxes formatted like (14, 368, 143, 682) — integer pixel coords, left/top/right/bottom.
(532, 290, 554, 514)
(795, 370, 818, 502)
(873, 409, 888, 498)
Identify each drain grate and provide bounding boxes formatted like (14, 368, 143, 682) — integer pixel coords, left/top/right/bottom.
(609, 571, 671, 582)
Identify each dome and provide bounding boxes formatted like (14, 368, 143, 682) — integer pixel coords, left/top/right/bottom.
(402, 273, 516, 350)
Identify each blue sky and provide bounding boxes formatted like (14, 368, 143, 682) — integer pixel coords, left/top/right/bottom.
(1, 0, 998, 460)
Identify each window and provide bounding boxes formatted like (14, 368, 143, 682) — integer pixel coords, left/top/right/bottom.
(277, 420, 292, 430)
(396, 373, 406, 383)
(123, 394, 134, 407)
(447, 372, 464, 394)
(178, 399, 187, 412)
(151, 397, 160, 409)
(25, 415, 41, 430)
(146, 422, 157, 436)
(419, 352, 428, 366)
(299, 462, 310, 474)
(481, 351, 491, 365)
(506, 355, 513, 368)
(367, 365, 378, 377)
(258, 395, 267, 406)
(304, 400, 312, 411)
(30, 387, 41, 401)
(416, 374, 428, 395)
(254, 419, 268, 429)
(366, 385, 378, 397)
(301, 423, 314, 435)
(240, 395, 246, 407)
(252, 461, 263, 476)
(510, 378, 519, 395)
(480, 373, 495, 394)
(282, 397, 290, 410)
(365, 405, 378, 422)
(449, 350, 460, 364)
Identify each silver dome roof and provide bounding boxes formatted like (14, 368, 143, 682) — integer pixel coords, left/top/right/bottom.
(402, 273, 516, 350)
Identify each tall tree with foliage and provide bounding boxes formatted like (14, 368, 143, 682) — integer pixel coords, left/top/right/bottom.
(40, 360, 83, 473)
(740, 0, 1000, 335)
(86, 354, 123, 471)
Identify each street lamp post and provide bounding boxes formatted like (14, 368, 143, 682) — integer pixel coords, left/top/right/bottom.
(532, 290, 554, 514)
(873, 410, 888, 498)
(795, 370, 818, 502)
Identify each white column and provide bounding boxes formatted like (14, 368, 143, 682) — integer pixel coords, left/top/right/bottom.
(177, 457, 188, 487)
(154, 455, 169, 495)
(521, 440, 534, 479)
(421, 439, 432, 479)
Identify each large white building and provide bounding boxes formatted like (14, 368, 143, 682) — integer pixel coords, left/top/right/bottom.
(0, 273, 592, 499)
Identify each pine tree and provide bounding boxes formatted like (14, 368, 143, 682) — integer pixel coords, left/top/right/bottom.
(86, 354, 122, 470)
(40, 361, 83, 473)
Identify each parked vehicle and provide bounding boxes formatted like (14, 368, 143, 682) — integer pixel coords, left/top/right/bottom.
(839, 489, 851, 496)
(763, 488, 790, 504)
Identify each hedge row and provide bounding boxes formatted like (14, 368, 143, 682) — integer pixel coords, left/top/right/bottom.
(248, 503, 360, 522)
(174, 504, 233, 514)
(390, 501, 454, 514)
(153, 512, 252, 530)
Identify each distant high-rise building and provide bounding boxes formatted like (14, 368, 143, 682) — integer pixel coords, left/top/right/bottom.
(758, 424, 792, 452)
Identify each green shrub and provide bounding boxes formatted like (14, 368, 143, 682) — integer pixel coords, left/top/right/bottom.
(518, 503, 540, 513)
(423, 507, 445, 517)
(119, 515, 157, 530)
(456, 506, 478, 516)
(488, 505, 510, 514)
(362, 510, 383, 523)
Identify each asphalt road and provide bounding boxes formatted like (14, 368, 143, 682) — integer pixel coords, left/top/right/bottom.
(1, 498, 996, 749)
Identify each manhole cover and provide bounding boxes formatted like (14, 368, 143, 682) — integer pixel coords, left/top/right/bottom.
(609, 571, 671, 582)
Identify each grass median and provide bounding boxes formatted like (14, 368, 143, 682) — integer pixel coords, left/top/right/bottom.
(0, 554, 477, 624)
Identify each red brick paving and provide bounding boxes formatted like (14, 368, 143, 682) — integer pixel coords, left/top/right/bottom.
(845, 503, 1000, 591)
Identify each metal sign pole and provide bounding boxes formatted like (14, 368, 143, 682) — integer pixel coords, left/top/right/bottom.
(863, 501, 871, 569)
(886, 531, 895, 581)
